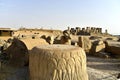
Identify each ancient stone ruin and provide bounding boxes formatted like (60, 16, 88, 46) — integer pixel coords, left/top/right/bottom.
(5, 38, 29, 67)
(0, 27, 119, 80)
(29, 45, 88, 80)
(66, 27, 108, 36)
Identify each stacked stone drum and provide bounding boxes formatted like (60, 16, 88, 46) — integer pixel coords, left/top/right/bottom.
(29, 44, 88, 80)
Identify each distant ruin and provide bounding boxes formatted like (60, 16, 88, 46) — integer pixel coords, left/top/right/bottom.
(0, 26, 119, 80)
(0, 28, 14, 36)
(67, 27, 108, 36)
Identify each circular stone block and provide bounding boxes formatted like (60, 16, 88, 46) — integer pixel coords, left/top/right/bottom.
(29, 44, 88, 80)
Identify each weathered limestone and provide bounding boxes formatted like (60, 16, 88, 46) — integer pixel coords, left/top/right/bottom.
(67, 27, 70, 31)
(63, 30, 70, 37)
(90, 40, 105, 54)
(82, 28, 85, 32)
(89, 36, 102, 40)
(66, 27, 105, 36)
(60, 36, 71, 45)
(46, 36, 54, 44)
(21, 38, 49, 50)
(118, 38, 120, 42)
(53, 35, 61, 44)
(78, 36, 92, 53)
(0, 39, 5, 45)
(86, 27, 90, 33)
(29, 45, 88, 80)
(98, 28, 102, 33)
(61, 30, 71, 45)
(0, 39, 12, 51)
(105, 37, 118, 41)
(90, 27, 94, 33)
(106, 38, 113, 40)
(31, 35, 40, 39)
(78, 36, 84, 48)
(41, 35, 47, 39)
(105, 41, 120, 57)
(71, 41, 78, 46)
(70, 28, 77, 35)
(105, 29, 108, 34)
(5, 38, 29, 67)
(76, 27, 80, 34)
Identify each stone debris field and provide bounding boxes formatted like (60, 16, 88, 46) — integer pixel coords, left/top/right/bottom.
(0, 27, 120, 80)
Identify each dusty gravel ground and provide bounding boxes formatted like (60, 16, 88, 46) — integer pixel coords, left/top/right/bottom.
(87, 56, 120, 80)
(0, 56, 120, 80)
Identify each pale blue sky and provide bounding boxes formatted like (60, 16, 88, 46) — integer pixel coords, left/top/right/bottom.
(0, 0, 120, 34)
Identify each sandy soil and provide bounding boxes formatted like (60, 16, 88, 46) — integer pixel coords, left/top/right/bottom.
(0, 37, 12, 41)
(0, 56, 120, 80)
(87, 56, 120, 80)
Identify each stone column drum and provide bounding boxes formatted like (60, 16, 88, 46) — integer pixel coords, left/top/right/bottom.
(29, 45, 88, 80)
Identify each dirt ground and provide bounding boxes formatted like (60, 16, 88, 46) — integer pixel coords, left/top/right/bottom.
(0, 56, 120, 80)
(87, 56, 120, 80)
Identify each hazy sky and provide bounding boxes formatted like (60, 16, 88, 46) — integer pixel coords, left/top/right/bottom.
(0, 0, 120, 34)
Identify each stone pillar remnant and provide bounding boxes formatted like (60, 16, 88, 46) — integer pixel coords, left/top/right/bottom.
(29, 45, 88, 80)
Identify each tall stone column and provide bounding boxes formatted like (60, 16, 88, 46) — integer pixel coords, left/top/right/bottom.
(68, 27, 70, 31)
(76, 27, 80, 33)
(90, 27, 94, 33)
(29, 45, 88, 80)
(105, 29, 108, 34)
(99, 28, 102, 33)
(93, 27, 96, 33)
(86, 27, 90, 33)
(78, 36, 92, 53)
(78, 36, 84, 48)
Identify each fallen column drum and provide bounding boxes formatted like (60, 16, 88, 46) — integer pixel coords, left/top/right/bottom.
(29, 44, 88, 80)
